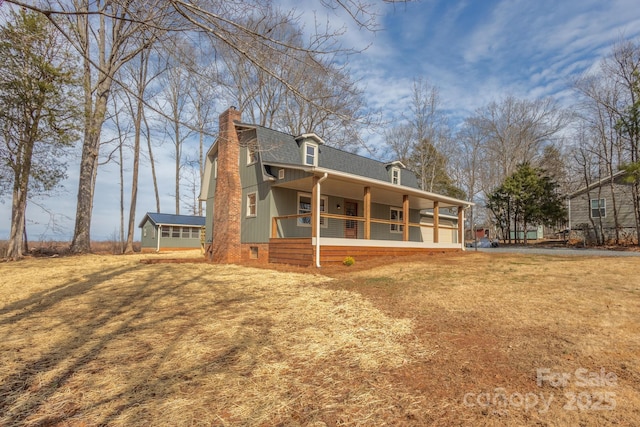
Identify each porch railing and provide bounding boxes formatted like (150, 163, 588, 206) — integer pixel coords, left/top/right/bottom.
(271, 213, 459, 243)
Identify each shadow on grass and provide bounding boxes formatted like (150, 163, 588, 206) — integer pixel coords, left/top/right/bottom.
(0, 262, 268, 426)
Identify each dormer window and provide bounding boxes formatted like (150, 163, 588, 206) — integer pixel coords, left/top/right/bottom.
(386, 161, 405, 185)
(296, 133, 324, 167)
(391, 167, 401, 185)
(304, 142, 317, 166)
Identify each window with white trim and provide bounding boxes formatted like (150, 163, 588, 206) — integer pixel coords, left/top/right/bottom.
(590, 198, 606, 218)
(161, 227, 170, 238)
(247, 142, 258, 165)
(304, 142, 318, 166)
(391, 167, 401, 185)
(247, 192, 257, 217)
(191, 227, 201, 239)
(297, 192, 327, 227)
(390, 207, 404, 233)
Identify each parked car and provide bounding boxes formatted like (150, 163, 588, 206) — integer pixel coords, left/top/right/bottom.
(466, 237, 499, 248)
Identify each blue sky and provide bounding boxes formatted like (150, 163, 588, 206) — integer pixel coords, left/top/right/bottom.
(2, 0, 640, 242)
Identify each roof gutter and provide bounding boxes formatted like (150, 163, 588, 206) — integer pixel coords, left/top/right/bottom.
(316, 172, 329, 268)
(311, 167, 473, 207)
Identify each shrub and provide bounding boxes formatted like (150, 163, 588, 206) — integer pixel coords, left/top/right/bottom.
(342, 256, 355, 266)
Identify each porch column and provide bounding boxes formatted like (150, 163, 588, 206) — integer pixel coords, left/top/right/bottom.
(311, 175, 319, 239)
(364, 186, 371, 239)
(271, 217, 278, 239)
(403, 195, 409, 241)
(433, 201, 440, 243)
(458, 205, 465, 247)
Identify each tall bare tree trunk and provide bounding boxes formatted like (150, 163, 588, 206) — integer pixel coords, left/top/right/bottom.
(144, 112, 160, 213)
(125, 49, 150, 254)
(7, 159, 31, 260)
(71, 83, 111, 253)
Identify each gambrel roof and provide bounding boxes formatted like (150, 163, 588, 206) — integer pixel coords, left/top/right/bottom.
(242, 124, 420, 188)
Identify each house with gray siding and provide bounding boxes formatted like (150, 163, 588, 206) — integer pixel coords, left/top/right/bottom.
(139, 212, 205, 252)
(199, 107, 473, 266)
(568, 171, 638, 244)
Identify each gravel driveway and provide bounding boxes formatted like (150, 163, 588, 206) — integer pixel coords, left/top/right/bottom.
(473, 246, 640, 257)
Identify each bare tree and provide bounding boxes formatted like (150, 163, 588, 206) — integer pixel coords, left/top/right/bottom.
(108, 92, 132, 253)
(384, 123, 414, 165)
(4, 0, 403, 252)
(471, 96, 570, 183)
(219, 11, 375, 151)
(38, 0, 166, 254)
(452, 119, 488, 238)
(155, 41, 196, 215)
(385, 78, 459, 195)
(574, 39, 640, 243)
(120, 46, 157, 253)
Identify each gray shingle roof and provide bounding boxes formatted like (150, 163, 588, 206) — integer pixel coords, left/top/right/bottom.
(139, 212, 205, 228)
(248, 124, 420, 189)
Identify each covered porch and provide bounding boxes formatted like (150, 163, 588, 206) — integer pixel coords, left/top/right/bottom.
(268, 170, 469, 266)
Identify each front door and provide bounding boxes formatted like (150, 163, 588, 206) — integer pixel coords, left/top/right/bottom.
(344, 201, 358, 239)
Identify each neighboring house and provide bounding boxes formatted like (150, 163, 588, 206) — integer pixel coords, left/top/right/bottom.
(138, 212, 205, 252)
(567, 171, 638, 244)
(199, 107, 473, 266)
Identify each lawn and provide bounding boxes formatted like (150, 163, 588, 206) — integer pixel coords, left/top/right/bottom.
(1, 251, 638, 426)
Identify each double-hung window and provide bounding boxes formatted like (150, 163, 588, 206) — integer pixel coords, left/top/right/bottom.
(247, 192, 257, 217)
(590, 198, 606, 218)
(391, 167, 401, 185)
(390, 207, 404, 233)
(297, 192, 327, 227)
(304, 142, 318, 166)
(247, 142, 258, 165)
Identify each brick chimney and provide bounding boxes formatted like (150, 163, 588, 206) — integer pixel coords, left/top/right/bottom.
(211, 107, 242, 263)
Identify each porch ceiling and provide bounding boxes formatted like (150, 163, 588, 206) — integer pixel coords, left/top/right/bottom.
(273, 175, 462, 210)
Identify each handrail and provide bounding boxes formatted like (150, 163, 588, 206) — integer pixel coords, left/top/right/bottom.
(271, 213, 459, 239)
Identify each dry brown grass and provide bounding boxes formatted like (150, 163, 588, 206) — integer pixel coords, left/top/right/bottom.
(325, 252, 640, 426)
(1, 250, 639, 426)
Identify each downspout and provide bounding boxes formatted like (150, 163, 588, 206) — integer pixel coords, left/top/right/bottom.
(157, 225, 161, 252)
(316, 173, 329, 268)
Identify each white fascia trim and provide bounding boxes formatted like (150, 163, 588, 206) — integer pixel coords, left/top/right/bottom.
(261, 163, 474, 207)
(295, 133, 325, 145)
(385, 160, 407, 169)
(312, 167, 474, 207)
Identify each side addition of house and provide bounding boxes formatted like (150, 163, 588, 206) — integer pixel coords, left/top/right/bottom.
(199, 107, 473, 266)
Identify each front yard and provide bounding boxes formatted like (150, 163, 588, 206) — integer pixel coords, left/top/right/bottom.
(1, 251, 638, 425)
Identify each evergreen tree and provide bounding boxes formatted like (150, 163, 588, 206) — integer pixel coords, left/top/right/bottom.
(0, 8, 80, 259)
(487, 164, 566, 243)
